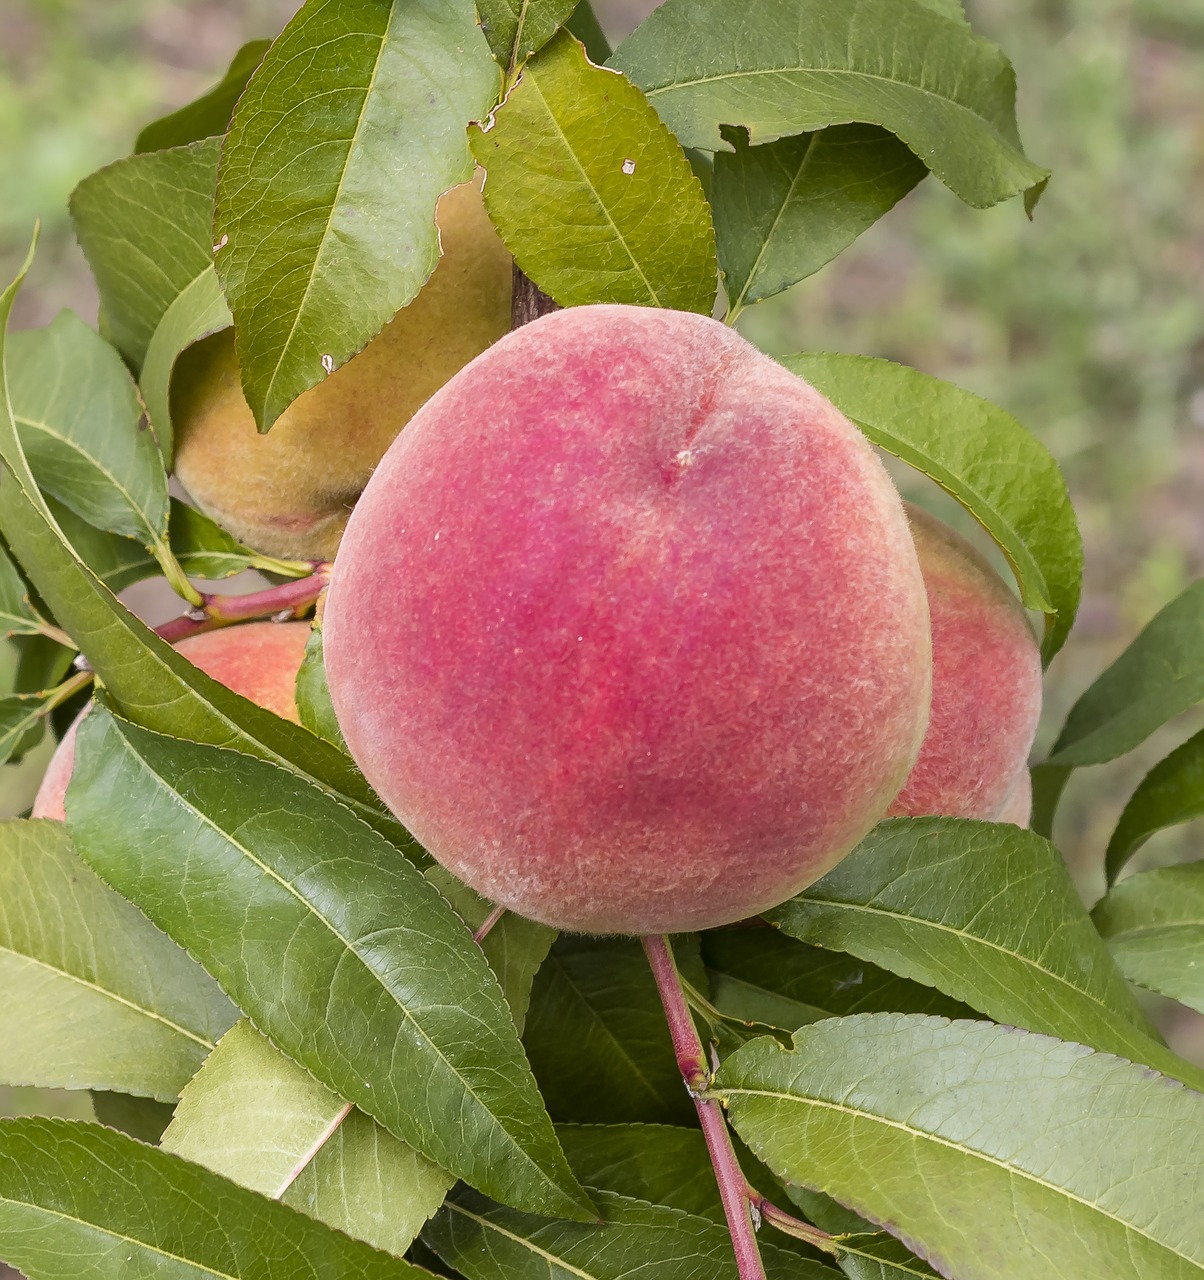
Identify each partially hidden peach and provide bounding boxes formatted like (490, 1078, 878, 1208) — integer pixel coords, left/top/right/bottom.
(324, 305, 933, 935)
(172, 177, 512, 560)
(888, 504, 1042, 821)
(32, 621, 311, 821)
(996, 769, 1033, 828)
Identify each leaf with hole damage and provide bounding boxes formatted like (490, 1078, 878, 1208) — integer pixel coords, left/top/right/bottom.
(611, 0, 1048, 211)
(163, 1019, 452, 1255)
(1093, 864, 1204, 1016)
(136, 39, 271, 152)
(781, 353, 1081, 662)
(714, 126, 925, 316)
(70, 138, 221, 371)
(215, 0, 499, 431)
(766, 818, 1204, 1091)
(471, 29, 716, 313)
(0, 1117, 430, 1279)
(67, 707, 592, 1221)
(720, 1015, 1204, 1280)
(0, 819, 235, 1100)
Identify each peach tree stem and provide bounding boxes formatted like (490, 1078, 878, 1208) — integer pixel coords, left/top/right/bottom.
(642, 935, 769, 1280)
(155, 565, 331, 644)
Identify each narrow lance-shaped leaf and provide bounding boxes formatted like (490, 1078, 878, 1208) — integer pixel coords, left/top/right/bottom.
(168, 499, 312, 582)
(764, 818, 1204, 1092)
(0, 1117, 431, 1279)
(1093, 864, 1204, 1016)
(135, 39, 271, 153)
(471, 29, 717, 313)
(0, 540, 43, 638)
(786, 1185, 941, 1280)
(564, 0, 611, 64)
(1046, 578, 1204, 767)
(294, 622, 348, 751)
(714, 126, 926, 318)
(0, 819, 236, 1100)
(70, 138, 222, 370)
(425, 1186, 820, 1280)
(720, 1015, 1204, 1280)
(7, 311, 171, 552)
(0, 238, 412, 845)
(163, 1020, 453, 1257)
(781, 353, 1082, 662)
(0, 692, 59, 770)
(523, 935, 700, 1125)
(215, 0, 500, 430)
(140, 266, 232, 464)
(611, 0, 1049, 211)
(67, 706, 593, 1222)
(1106, 728, 1204, 882)
(477, 0, 579, 74)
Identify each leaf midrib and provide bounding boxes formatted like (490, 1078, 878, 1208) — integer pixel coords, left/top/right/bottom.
(110, 726, 562, 1201)
(0, 939, 214, 1051)
(723, 1086, 1201, 1267)
(525, 56, 661, 306)
(443, 1200, 599, 1279)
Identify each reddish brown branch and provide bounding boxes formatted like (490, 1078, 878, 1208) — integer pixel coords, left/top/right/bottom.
(155, 565, 330, 645)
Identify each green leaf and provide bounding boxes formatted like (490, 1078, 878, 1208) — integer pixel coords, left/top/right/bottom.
(67, 707, 593, 1222)
(720, 1015, 1204, 1280)
(0, 693, 56, 769)
(294, 623, 348, 751)
(1106, 730, 1204, 882)
(70, 138, 222, 370)
(478, 0, 579, 73)
(765, 818, 1204, 1092)
(140, 267, 232, 465)
(611, 0, 1049, 211)
(0, 1116, 430, 1279)
(1093, 864, 1204, 1016)
(169, 499, 310, 581)
(0, 540, 43, 639)
(471, 29, 717, 313)
(523, 935, 696, 1125)
(424, 867, 556, 1036)
(41, 498, 155, 595)
(1046, 579, 1204, 766)
(89, 1091, 175, 1145)
(701, 928, 972, 1033)
(135, 39, 271, 153)
(786, 1186, 941, 1280)
(0, 246, 409, 844)
(780, 353, 1082, 662)
(714, 126, 925, 317)
(8, 311, 170, 551)
(0, 819, 235, 1100)
(425, 1186, 821, 1280)
(163, 1019, 452, 1255)
(215, 0, 499, 431)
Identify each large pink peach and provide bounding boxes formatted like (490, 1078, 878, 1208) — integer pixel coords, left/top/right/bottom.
(324, 305, 932, 935)
(888, 505, 1042, 821)
(32, 620, 310, 822)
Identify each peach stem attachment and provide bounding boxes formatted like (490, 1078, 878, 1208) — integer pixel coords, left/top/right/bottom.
(155, 564, 331, 645)
(642, 934, 768, 1280)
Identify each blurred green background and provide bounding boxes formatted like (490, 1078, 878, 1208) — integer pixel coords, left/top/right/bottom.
(1, 0, 1202, 1065)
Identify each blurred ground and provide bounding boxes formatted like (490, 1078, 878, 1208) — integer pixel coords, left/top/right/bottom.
(1, 0, 1202, 1068)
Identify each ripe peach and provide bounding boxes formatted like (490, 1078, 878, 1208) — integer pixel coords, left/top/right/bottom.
(887, 505, 1042, 821)
(323, 305, 932, 935)
(32, 621, 310, 822)
(172, 177, 512, 560)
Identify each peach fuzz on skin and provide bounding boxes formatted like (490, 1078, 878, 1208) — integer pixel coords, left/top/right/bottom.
(32, 620, 311, 822)
(324, 305, 933, 935)
(888, 504, 1043, 822)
